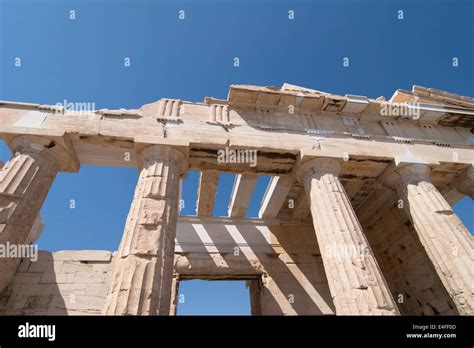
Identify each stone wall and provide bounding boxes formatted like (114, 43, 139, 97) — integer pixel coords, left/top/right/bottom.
(0, 251, 113, 315)
(173, 223, 335, 315)
(257, 253, 334, 315)
(363, 203, 458, 315)
(173, 252, 334, 315)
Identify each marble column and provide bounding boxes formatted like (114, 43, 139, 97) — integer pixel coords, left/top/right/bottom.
(297, 158, 399, 315)
(385, 163, 473, 315)
(104, 144, 187, 315)
(0, 135, 59, 292)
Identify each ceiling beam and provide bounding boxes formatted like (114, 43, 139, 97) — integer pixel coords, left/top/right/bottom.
(258, 175, 293, 218)
(197, 170, 219, 216)
(228, 173, 258, 217)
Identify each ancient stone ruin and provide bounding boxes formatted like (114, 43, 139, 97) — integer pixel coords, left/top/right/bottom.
(0, 83, 472, 315)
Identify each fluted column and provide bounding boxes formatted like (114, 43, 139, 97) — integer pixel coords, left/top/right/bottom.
(385, 163, 473, 315)
(296, 158, 399, 315)
(0, 135, 59, 292)
(104, 144, 187, 315)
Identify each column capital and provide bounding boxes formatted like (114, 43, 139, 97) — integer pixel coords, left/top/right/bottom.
(137, 144, 188, 176)
(9, 134, 79, 172)
(295, 157, 341, 184)
(383, 163, 431, 191)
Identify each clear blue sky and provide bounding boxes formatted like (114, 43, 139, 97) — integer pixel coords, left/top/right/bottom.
(0, 0, 472, 315)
